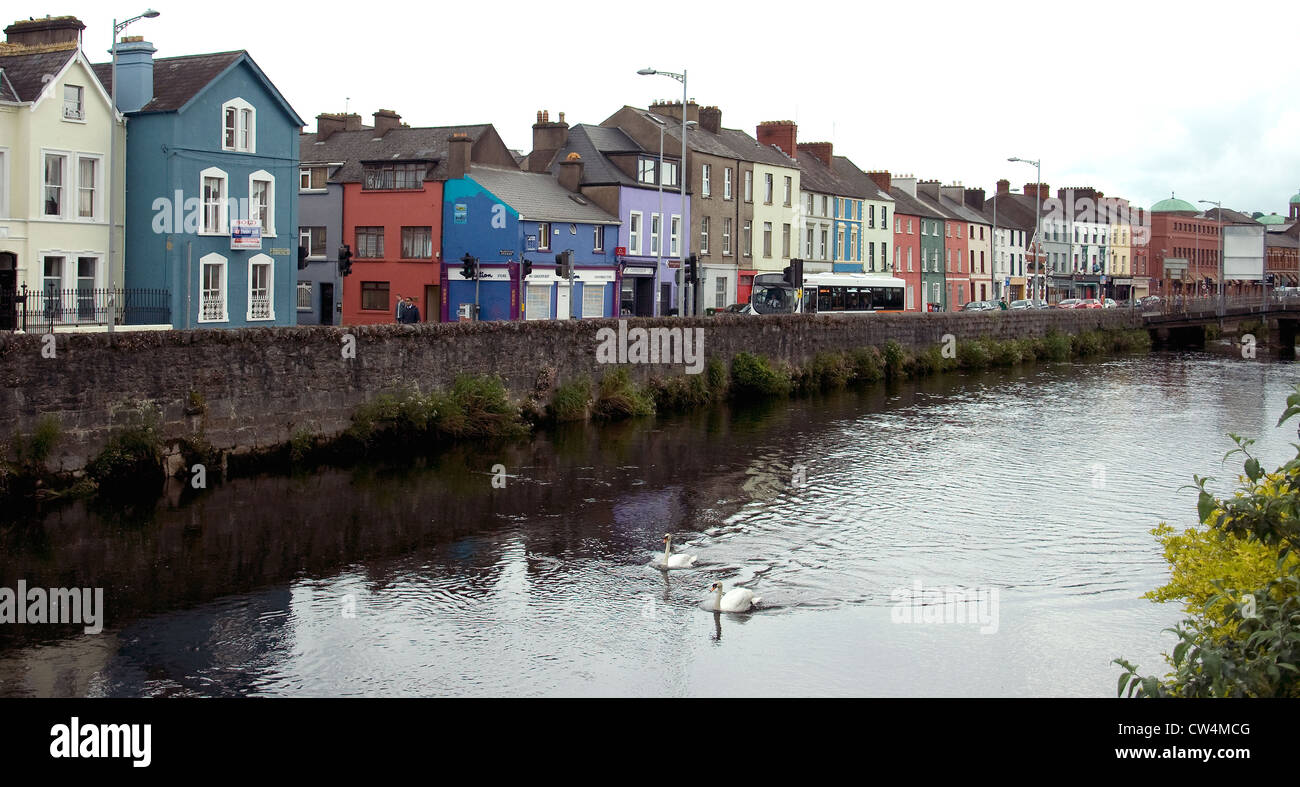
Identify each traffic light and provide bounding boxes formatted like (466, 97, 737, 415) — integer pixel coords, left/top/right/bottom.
(790, 257, 804, 288)
(522, 258, 533, 278)
(461, 253, 478, 279)
(685, 254, 699, 286)
(337, 244, 353, 277)
(555, 251, 573, 279)
(782, 266, 792, 284)
(297, 244, 309, 271)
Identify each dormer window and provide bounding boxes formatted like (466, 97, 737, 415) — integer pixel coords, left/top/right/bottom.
(63, 85, 84, 121)
(222, 98, 255, 153)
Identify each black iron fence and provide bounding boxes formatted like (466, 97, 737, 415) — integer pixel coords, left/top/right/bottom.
(0, 285, 171, 332)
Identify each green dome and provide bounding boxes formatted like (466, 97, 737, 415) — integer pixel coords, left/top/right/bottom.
(1290, 191, 1300, 205)
(1258, 212, 1286, 225)
(1151, 193, 1198, 213)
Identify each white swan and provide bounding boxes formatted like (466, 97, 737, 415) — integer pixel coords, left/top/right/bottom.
(654, 534, 697, 569)
(709, 581, 761, 612)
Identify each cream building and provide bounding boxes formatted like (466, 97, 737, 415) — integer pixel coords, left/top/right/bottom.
(0, 17, 124, 331)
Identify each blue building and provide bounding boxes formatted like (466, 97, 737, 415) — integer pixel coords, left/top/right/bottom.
(96, 42, 303, 328)
(441, 140, 620, 321)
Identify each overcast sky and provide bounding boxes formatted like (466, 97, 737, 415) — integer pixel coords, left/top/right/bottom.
(52, 0, 1300, 215)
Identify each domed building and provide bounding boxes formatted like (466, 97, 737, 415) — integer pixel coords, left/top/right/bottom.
(1150, 194, 1199, 215)
(1258, 212, 1287, 226)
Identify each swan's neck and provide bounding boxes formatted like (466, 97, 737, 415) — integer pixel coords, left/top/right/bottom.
(663, 538, 672, 563)
(713, 589, 723, 610)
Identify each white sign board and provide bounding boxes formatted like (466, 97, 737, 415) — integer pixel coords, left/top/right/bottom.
(1223, 225, 1265, 280)
(231, 220, 262, 250)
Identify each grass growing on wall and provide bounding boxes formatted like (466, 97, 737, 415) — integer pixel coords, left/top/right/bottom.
(731, 352, 795, 399)
(592, 369, 656, 421)
(548, 378, 592, 423)
(348, 374, 529, 448)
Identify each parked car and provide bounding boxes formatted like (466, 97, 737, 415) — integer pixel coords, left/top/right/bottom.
(1103, 298, 1117, 309)
(724, 303, 754, 314)
(1032, 299, 1050, 309)
(1056, 298, 1083, 309)
(961, 300, 996, 311)
(1137, 295, 1162, 310)
(1009, 299, 1034, 310)
(1078, 298, 1102, 309)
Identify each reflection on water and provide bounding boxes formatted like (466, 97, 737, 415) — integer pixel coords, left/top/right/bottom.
(1, 350, 1296, 696)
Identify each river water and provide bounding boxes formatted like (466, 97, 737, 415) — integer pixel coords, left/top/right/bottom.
(2, 348, 1296, 697)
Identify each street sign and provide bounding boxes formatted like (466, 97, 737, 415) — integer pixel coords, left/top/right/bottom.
(614, 246, 627, 257)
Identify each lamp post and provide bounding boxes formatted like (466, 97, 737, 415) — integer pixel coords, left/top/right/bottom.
(108, 9, 160, 333)
(1198, 199, 1224, 317)
(1008, 157, 1042, 303)
(638, 66, 687, 316)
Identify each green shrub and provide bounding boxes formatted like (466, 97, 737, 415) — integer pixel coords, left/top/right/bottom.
(349, 375, 527, 445)
(12, 414, 62, 469)
(957, 337, 993, 370)
(1071, 330, 1105, 357)
(883, 340, 906, 379)
(989, 338, 1025, 367)
(849, 346, 885, 383)
(805, 351, 853, 390)
(88, 424, 164, 492)
(1042, 330, 1071, 361)
(592, 368, 655, 420)
(731, 352, 793, 399)
(548, 378, 591, 422)
(706, 358, 729, 399)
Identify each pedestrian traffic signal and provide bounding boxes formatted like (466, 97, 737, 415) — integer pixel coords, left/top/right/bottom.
(461, 253, 478, 279)
(685, 254, 699, 286)
(297, 245, 309, 270)
(337, 244, 353, 277)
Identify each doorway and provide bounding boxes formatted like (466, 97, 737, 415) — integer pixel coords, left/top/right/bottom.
(556, 284, 571, 320)
(0, 253, 16, 331)
(319, 282, 334, 325)
(424, 284, 439, 324)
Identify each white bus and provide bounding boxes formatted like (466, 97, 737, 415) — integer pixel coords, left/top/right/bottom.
(750, 272, 906, 314)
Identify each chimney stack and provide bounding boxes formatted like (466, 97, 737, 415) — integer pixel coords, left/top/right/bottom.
(867, 170, 892, 193)
(699, 105, 722, 134)
(940, 184, 966, 205)
(964, 187, 986, 211)
(1024, 182, 1049, 202)
(652, 99, 700, 125)
(893, 176, 918, 197)
(558, 152, 584, 193)
(4, 15, 85, 47)
(996, 179, 1010, 196)
(918, 180, 942, 201)
(112, 36, 156, 113)
(797, 142, 833, 166)
(530, 109, 570, 172)
(756, 121, 798, 158)
(373, 109, 403, 136)
(447, 132, 472, 180)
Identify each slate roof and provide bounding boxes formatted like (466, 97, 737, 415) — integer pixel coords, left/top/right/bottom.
(92, 51, 242, 112)
(1203, 207, 1261, 225)
(889, 186, 940, 219)
(795, 149, 851, 197)
(545, 124, 642, 187)
(832, 157, 893, 203)
(984, 192, 1041, 232)
(621, 106, 797, 169)
(0, 43, 76, 102)
(468, 166, 620, 225)
(300, 124, 494, 182)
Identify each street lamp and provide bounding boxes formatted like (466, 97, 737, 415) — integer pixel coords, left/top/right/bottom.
(1009, 156, 1042, 303)
(108, 9, 161, 333)
(638, 66, 688, 316)
(1198, 199, 1224, 317)
(646, 115, 695, 317)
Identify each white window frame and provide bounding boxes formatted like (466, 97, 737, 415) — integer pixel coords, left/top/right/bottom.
(222, 97, 256, 153)
(62, 84, 84, 122)
(724, 167, 733, 200)
(537, 222, 551, 251)
(701, 164, 711, 198)
(200, 166, 229, 235)
(582, 283, 606, 318)
(75, 154, 103, 221)
(593, 225, 604, 252)
(670, 215, 680, 257)
(650, 213, 661, 257)
(629, 211, 642, 255)
(297, 280, 313, 311)
(247, 253, 275, 321)
(199, 252, 229, 323)
(43, 151, 70, 218)
(744, 170, 753, 202)
(700, 216, 710, 254)
(722, 217, 732, 256)
(249, 170, 276, 236)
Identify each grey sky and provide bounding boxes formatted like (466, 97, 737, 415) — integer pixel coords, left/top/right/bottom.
(57, 0, 1300, 215)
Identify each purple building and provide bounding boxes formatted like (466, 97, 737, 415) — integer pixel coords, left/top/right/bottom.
(523, 115, 689, 316)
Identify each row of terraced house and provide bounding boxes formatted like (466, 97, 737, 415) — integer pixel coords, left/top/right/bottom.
(2, 15, 1293, 332)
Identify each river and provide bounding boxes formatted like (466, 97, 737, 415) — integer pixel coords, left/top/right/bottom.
(1, 347, 1296, 697)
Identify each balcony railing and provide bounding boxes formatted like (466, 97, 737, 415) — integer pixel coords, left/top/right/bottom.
(248, 295, 272, 320)
(1, 286, 171, 332)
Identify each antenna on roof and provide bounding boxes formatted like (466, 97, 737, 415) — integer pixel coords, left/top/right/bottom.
(345, 96, 350, 114)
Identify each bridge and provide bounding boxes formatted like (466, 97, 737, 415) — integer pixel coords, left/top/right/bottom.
(1139, 295, 1300, 353)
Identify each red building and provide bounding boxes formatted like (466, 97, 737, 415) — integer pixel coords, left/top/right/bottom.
(873, 171, 923, 311)
(1147, 195, 1220, 297)
(306, 112, 518, 325)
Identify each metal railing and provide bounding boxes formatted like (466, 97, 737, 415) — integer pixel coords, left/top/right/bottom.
(0, 285, 171, 332)
(1140, 294, 1300, 319)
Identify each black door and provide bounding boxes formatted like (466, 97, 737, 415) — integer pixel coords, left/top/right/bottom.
(319, 283, 334, 326)
(0, 253, 16, 331)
